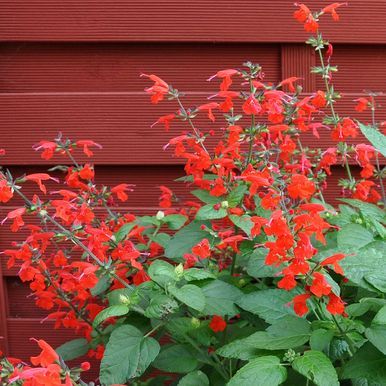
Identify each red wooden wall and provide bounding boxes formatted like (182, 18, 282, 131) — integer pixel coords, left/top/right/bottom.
(0, 0, 385, 369)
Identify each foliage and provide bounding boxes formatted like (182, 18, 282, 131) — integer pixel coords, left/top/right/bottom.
(0, 2, 385, 385)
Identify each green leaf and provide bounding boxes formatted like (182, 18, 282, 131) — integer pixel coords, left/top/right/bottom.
(114, 222, 137, 243)
(93, 304, 129, 327)
(162, 214, 188, 230)
(292, 350, 339, 386)
(148, 260, 177, 287)
(237, 289, 297, 324)
(169, 284, 206, 312)
(107, 287, 135, 305)
(342, 342, 386, 383)
(91, 274, 111, 296)
(144, 294, 178, 319)
(148, 232, 171, 248)
(165, 221, 212, 259)
(183, 268, 216, 281)
(196, 204, 227, 220)
(218, 317, 310, 358)
(338, 198, 386, 222)
(56, 338, 89, 361)
(229, 215, 254, 237)
(227, 356, 287, 386)
(178, 370, 209, 386)
(358, 122, 386, 157)
(365, 306, 386, 355)
(227, 185, 248, 207)
(246, 248, 281, 278)
(201, 280, 243, 316)
(309, 329, 334, 352)
(100, 325, 160, 384)
(153, 344, 198, 373)
(192, 189, 223, 204)
(337, 224, 374, 249)
(340, 243, 386, 291)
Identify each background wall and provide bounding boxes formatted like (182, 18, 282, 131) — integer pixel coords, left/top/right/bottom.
(0, 0, 385, 364)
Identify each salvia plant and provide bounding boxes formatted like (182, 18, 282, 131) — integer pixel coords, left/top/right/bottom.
(0, 2, 386, 385)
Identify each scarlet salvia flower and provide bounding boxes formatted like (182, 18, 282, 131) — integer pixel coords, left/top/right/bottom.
(33, 140, 58, 160)
(76, 140, 102, 157)
(25, 173, 59, 194)
(331, 118, 358, 141)
(30, 339, 59, 367)
(78, 164, 95, 180)
(242, 94, 262, 115)
(355, 97, 370, 112)
(287, 174, 315, 200)
(192, 238, 211, 258)
(209, 315, 227, 332)
(2, 207, 26, 232)
(293, 293, 310, 317)
(321, 253, 346, 275)
(0, 178, 13, 203)
(141, 73, 170, 104)
(310, 272, 332, 297)
(197, 102, 219, 122)
(326, 293, 346, 315)
(151, 113, 175, 131)
(111, 183, 135, 202)
(278, 77, 301, 93)
(278, 273, 297, 291)
(322, 2, 348, 21)
(159, 186, 173, 208)
(207, 69, 239, 91)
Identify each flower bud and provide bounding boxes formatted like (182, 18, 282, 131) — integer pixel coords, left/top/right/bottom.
(156, 210, 165, 220)
(175, 263, 184, 278)
(191, 317, 200, 328)
(221, 200, 229, 209)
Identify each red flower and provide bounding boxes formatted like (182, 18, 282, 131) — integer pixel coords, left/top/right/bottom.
(278, 273, 297, 291)
(33, 140, 58, 160)
(132, 270, 150, 286)
(287, 174, 315, 200)
(311, 91, 327, 108)
(293, 3, 311, 23)
(0, 178, 13, 203)
(78, 164, 94, 180)
(159, 186, 173, 208)
(111, 184, 134, 202)
(141, 73, 170, 104)
(207, 69, 238, 91)
(30, 339, 59, 367)
(355, 97, 369, 112)
(310, 272, 332, 297)
(2, 207, 26, 232)
(151, 113, 175, 131)
(192, 238, 211, 259)
(209, 315, 227, 332)
(25, 173, 59, 194)
(242, 94, 262, 115)
(319, 148, 337, 175)
(293, 293, 310, 317)
(279, 77, 301, 93)
(326, 293, 345, 315)
(353, 180, 381, 203)
(76, 140, 102, 157)
(331, 118, 358, 141)
(322, 2, 348, 21)
(321, 253, 346, 275)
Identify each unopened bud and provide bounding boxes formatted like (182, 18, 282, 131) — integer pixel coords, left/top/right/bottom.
(191, 317, 200, 328)
(156, 210, 165, 220)
(175, 263, 184, 278)
(221, 200, 229, 209)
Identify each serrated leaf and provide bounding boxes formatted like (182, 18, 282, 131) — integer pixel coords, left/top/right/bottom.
(340, 243, 386, 291)
(227, 356, 287, 386)
(114, 222, 137, 243)
(56, 338, 89, 361)
(144, 294, 178, 319)
(178, 370, 209, 386)
(358, 122, 386, 157)
(148, 260, 177, 287)
(229, 215, 254, 237)
(292, 350, 338, 386)
(183, 268, 216, 281)
(93, 304, 129, 327)
(169, 284, 206, 312)
(337, 224, 374, 249)
(227, 185, 248, 207)
(365, 306, 386, 355)
(100, 325, 160, 384)
(218, 317, 310, 358)
(342, 342, 386, 383)
(196, 204, 227, 220)
(107, 287, 136, 305)
(165, 221, 212, 260)
(162, 214, 188, 230)
(201, 280, 243, 316)
(153, 344, 198, 373)
(246, 248, 281, 278)
(237, 289, 297, 324)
